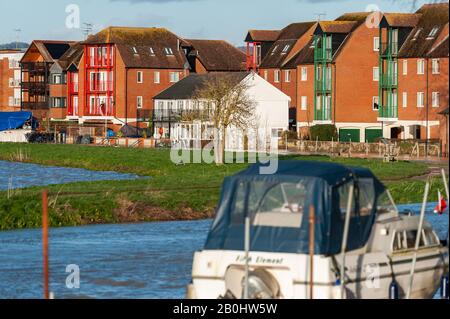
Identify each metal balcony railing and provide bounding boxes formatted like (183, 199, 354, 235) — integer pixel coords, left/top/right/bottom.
(314, 48, 332, 62)
(380, 42, 399, 57)
(315, 80, 332, 92)
(378, 105, 398, 119)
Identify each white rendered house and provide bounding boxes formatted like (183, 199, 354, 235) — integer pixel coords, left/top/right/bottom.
(152, 72, 290, 151)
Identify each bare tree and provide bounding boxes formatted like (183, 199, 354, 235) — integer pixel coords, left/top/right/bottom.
(193, 73, 256, 164)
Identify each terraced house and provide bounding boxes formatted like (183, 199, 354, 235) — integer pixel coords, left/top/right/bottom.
(20, 27, 246, 131)
(245, 2, 449, 151)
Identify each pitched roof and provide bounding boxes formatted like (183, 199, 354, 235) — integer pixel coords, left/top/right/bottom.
(184, 39, 246, 72)
(399, 3, 449, 58)
(154, 72, 250, 100)
(245, 30, 280, 42)
(382, 13, 421, 27)
(428, 34, 449, 57)
(259, 22, 315, 68)
(316, 21, 357, 34)
(21, 40, 74, 63)
(283, 38, 315, 67)
(84, 26, 187, 69)
(57, 43, 84, 70)
(336, 12, 371, 24)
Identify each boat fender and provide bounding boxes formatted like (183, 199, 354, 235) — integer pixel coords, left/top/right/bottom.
(331, 279, 342, 299)
(441, 275, 449, 299)
(389, 280, 399, 299)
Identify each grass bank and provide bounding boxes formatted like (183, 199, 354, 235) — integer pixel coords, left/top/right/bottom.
(0, 143, 444, 231)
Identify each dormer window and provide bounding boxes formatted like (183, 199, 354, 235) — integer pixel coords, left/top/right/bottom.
(132, 47, 138, 54)
(281, 45, 290, 54)
(164, 47, 174, 55)
(427, 27, 439, 39)
(412, 28, 422, 41)
(149, 47, 155, 55)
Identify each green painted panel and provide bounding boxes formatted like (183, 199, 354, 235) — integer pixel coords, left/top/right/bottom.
(339, 129, 360, 143)
(365, 129, 383, 143)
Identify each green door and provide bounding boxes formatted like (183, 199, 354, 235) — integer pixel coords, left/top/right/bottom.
(365, 129, 383, 143)
(339, 129, 360, 142)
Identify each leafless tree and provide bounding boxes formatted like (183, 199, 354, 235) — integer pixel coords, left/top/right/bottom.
(193, 74, 256, 164)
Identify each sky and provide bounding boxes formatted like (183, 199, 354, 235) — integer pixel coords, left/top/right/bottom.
(0, 0, 440, 46)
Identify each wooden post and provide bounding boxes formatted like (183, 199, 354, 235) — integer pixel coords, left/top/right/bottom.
(42, 189, 49, 300)
(309, 205, 315, 299)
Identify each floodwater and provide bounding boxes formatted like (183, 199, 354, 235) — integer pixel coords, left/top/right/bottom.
(0, 204, 447, 299)
(0, 160, 141, 191)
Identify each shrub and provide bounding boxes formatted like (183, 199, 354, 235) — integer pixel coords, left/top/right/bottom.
(310, 124, 338, 141)
(281, 130, 299, 141)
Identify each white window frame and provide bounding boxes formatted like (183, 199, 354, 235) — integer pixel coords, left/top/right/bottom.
(137, 71, 143, 83)
(402, 92, 408, 108)
(432, 92, 440, 108)
(372, 96, 379, 111)
(169, 72, 180, 83)
(373, 67, 379, 82)
(432, 59, 440, 74)
(417, 92, 425, 108)
(402, 59, 408, 75)
(301, 67, 307, 81)
(154, 71, 160, 84)
(373, 37, 380, 52)
(274, 70, 280, 83)
(137, 96, 143, 109)
(301, 96, 307, 111)
(285, 70, 291, 83)
(417, 59, 425, 75)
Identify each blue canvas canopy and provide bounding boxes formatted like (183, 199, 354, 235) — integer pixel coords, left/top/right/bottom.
(204, 161, 386, 256)
(0, 112, 36, 132)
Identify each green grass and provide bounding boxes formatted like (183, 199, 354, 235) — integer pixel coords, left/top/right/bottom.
(0, 143, 442, 231)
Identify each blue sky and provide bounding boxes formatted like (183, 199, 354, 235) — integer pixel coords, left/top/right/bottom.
(0, 0, 436, 46)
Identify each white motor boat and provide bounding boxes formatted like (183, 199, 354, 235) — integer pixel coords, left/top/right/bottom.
(187, 161, 449, 299)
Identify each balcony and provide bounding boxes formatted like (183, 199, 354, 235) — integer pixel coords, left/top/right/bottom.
(380, 42, 398, 58)
(21, 62, 48, 73)
(378, 105, 398, 122)
(21, 81, 49, 93)
(314, 107, 332, 123)
(315, 80, 332, 92)
(89, 81, 113, 93)
(22, 101, 49, 110)
(380, 74, 398, 88)
(153, 109, 211, 122)
(314, 47, 332, 63)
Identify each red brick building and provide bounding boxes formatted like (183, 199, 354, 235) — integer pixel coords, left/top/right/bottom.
(20, 27, 246, 131)
(0, 49, 24, 112)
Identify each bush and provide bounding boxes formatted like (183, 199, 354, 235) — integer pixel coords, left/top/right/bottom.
(281, 130, 299, 141)
(310, 124, 338, 141)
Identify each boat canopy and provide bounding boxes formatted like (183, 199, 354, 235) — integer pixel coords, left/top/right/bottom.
(204, 161, 386, 255)
(0, 112, 37, 132)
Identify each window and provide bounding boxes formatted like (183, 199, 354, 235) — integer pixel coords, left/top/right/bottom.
(164, 47, 174, 55)
(137, 71, 143, 83)
(301, 96, 307, 110)
(417, 92, 424, 107)
(281, 45, 290, 54)
(169, 72, 180, 83)
(372, 96, 379, 111)
(274, 70, 280, 83)
(271, 45, 279, 54)
(149, 47, 155, 55)
(263, 70, 268, 81)
(137, 96, 143, 109)
(132, 47, 138, 54)
(392, 229, 438, 252)
(417, 59, 425, 74)
(432, 92, 440, 108)
(432, 59, 440, 74)
(301, 67, 307, 81)
(52, 74, 63, 84)
(373, 67, 379, 81)
(402, 92, 408, 108)
(402, 59, 408, 75)
(51, 97, 67, 108)
(285, 70, 291, 82)
(427, 26, 439, 39)
(373, 37, 380, 51)
(154, 71, 160, 84)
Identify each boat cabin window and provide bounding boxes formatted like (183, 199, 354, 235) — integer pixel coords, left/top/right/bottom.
(230, 181, 307, 228)
(338, 182, 356, 219)
(377, 191, 396, 214)
(392, 229, 439, 252)
(358, 178, 376, 216)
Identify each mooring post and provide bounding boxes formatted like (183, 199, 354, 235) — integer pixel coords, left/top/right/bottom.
(244, 216, 250, 299)
(309, 205, 315, 299)
(42, 189, 49, 300)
